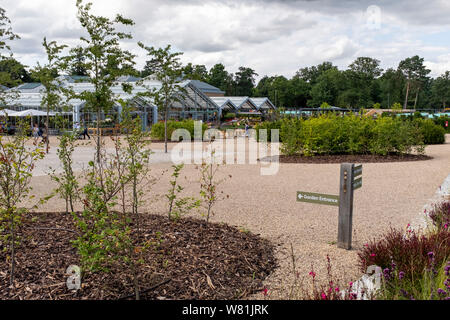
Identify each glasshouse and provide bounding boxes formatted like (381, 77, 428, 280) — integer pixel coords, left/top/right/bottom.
(1, 75, 276, 130)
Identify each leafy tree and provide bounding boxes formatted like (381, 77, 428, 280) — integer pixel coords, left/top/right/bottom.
(288, 76, 311, 108)
(0, 7, 20, 105)
(345, 57, 383, 108)
(198, 149, 229, 224)
(398, 55, 430, 109)
(233, 66, 258, 96)
(296, 62, 337, 85)
(431, 71, 450, 108)
(0, 7, 19, 54)
(308, 68, 343, 107)
(377, 68, 406, 108)
(0, 58, 34, 87)
(182, 63, 208, 81)
(166, 164, 200, 222)
(49, 128, 79, 213)
(138, 42, 184, 153)
(348, 57, 383, 79)
(68, 46, 88, 76)
(68, 0, 136, 162)
(31, 37, 68, 153)
(207, 63, 233, 93)
(0, 122, 45, 287)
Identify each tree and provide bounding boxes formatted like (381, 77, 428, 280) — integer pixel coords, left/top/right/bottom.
(234, 66, 258, 96)
(182, 63, 208, 81)
(207, 63, 232, 93)
(31, 37, 68, 153)
(68, 0, 136, 162)
(0, 58, 34, 87)
(348, 57, 383, 79)
(344, 57, 383, 108)
(296, 62, 337, 85)
(0, 122, 45, 287)
(377, 68, 406, 108)
(308, 68, 343, 107)
(0, 7, 20, 105)
(138, 42, 184, 153)
(431, 71, 450, 108)
(398, 55, 430, 109)
(68, 46, 88, 76)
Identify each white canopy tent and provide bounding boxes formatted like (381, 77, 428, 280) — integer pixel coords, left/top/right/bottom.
(9, 109, 54, 117)
(0, 109, 16, 116)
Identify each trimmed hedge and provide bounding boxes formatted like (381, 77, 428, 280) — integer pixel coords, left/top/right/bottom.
(256, 114, 427, 156)
(150, 120, 207, 141)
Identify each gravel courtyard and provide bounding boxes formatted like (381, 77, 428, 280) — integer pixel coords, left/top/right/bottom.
(24, 134, 450, 299)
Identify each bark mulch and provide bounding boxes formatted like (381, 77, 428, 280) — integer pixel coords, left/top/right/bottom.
(277, 153, 432, 164)
(0, 212, 277, 300)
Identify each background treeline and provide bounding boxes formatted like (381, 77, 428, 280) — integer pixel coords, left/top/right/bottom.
(2, 54, 450, 110)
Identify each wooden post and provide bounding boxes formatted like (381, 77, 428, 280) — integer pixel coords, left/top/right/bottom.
(338, 163, 354, 250)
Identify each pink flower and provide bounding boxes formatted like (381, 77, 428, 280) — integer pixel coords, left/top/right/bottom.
(262, 287, 268, 296)
(349, 282, 353, 287)
(309, 271, 316, 279)
(370, 253, 376, 258)
(335, 287, 340, 292)
(321, 292, 327, 300)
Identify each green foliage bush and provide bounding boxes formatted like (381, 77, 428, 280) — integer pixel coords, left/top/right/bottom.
(150, 120, 207, 141)
(256, 114, 425, 156)
(414, 118, 446, 144)
(432, 115, 450, 133)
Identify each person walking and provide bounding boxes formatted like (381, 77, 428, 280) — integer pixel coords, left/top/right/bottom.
(244, 122, 249, 137)
(82, 123, 90, 140)
(74, 122, 81, 139)
(32, 123, 40, 144)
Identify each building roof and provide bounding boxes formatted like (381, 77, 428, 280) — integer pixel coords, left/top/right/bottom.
(17, 83, 42, 90)
(249, 97, 276, 110)
(188, 80, 224, 94)
(209, 97, 237, 110)
(223, 96, 258, 110)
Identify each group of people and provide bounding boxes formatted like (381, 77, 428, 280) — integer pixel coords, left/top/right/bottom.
(73, 122, 90, 140)
(32, 123, 47, 144)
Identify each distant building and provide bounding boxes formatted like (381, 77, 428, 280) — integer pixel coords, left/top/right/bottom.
(3, 76, 275, 129)
(188, 80, 225, 97)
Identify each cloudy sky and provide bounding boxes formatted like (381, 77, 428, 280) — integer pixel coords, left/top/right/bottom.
(2, 0, 450, 80)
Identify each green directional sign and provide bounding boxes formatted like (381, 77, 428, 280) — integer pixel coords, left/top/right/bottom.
(297, 191, 340, 206)
(353, 165, 362, 177)
(353, 177, 362, 190)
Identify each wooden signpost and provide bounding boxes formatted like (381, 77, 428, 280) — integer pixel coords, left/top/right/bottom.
(297, 163, 362, 250)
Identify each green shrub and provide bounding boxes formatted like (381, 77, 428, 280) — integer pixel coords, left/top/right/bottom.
(414, 119, 445, 144)
(432, 116, 450, 133)
(256, 114, 425, 156)
(369, 117, 424, 155)
(255, 120, 284, 142)
(150, 120, 207, 141)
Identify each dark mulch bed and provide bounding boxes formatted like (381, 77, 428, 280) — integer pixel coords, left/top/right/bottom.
(275, 153, 432, 164)
(0, 212, 276, 300)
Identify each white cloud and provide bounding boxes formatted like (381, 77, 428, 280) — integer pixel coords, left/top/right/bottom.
(1, 0, 450, 80)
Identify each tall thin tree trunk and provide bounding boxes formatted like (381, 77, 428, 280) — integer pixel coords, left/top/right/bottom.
(413, 89, 420, 110)
(46, 112, 49, 154)
(164, 104, 168, 154)
(403, 81, 410, 110)
(10, 213, 15, 287)
(96, 109, 101, 162)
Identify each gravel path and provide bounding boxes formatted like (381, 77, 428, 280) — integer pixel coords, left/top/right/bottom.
(24, 134, 450, 299)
